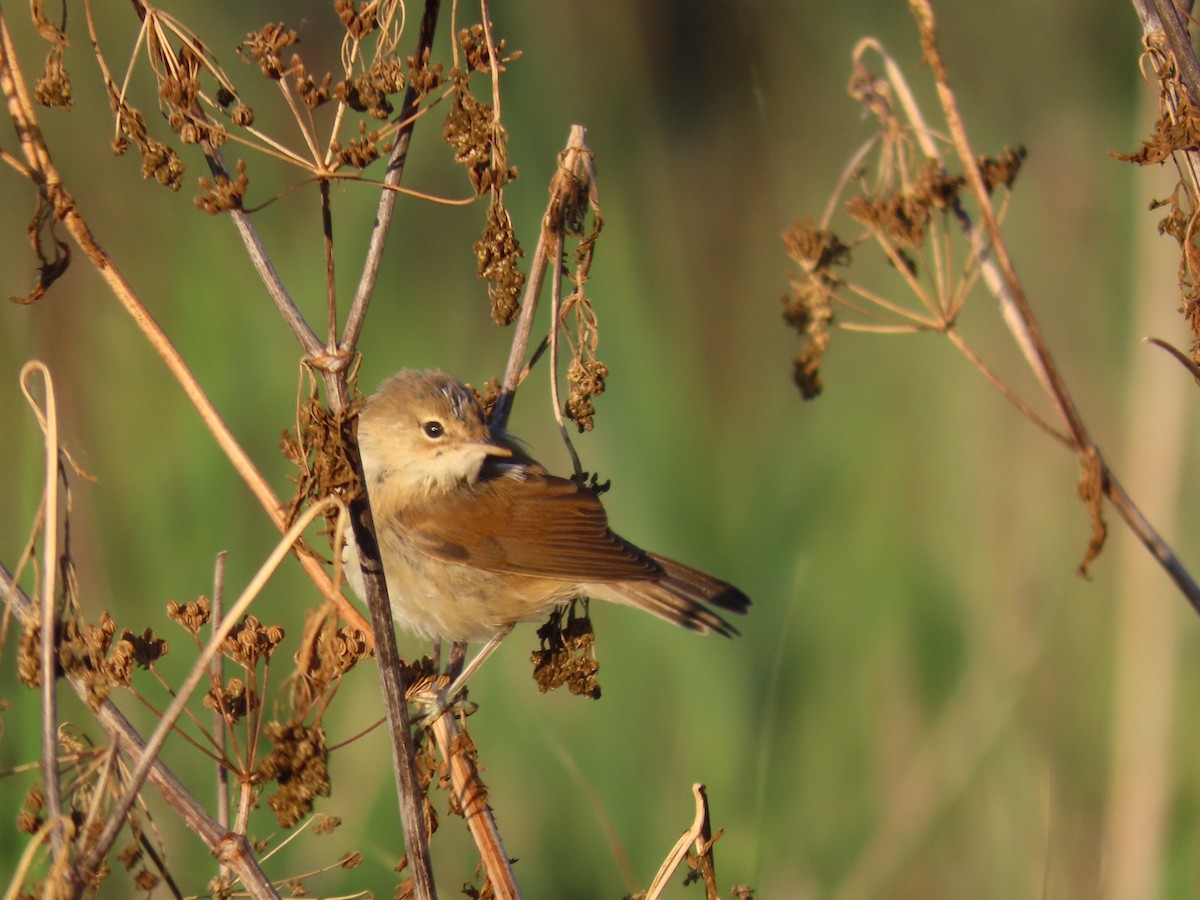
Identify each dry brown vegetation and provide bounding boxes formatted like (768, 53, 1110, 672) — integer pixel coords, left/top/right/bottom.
(7, 0, 1200, 897)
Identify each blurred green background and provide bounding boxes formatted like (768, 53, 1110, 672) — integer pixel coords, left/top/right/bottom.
(3, 1, 1199, 897)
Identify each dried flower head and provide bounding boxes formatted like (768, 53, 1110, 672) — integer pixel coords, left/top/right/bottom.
(219, 615, 285, 669)
(167, 596, 212, 635)
(257, 721, 331, 828)
(474, 201, 525, 324)
(531, 601, 601, 699)
(239, 23, 298, 80)
(195, 160, 249, 214)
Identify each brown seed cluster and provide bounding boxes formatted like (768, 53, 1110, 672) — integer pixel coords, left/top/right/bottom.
(531, 602, 601, 699)
(18, 610, 170, 709)
(219, 615, 285, 669)
(564, 357, 608, 434)
(195, 160, 249, 214)
(258, 721, 331, 829)
(280, 380, 364, 539)
(780, 221, 847, 399)
(474, 202, 525, 325)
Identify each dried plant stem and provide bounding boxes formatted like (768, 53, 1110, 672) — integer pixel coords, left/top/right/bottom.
(645, 784, 716, 900)
(77, 498, 347, 880)
(430, 715, 519, 898)
(0, 10, 370, 637)
(322, 178, 338, 348)
(347, 498, 437, 899)
(1143, 0, 1200, 109)
(691, 786, 720, 900)
(493, 125, 593, 430)
(546, 232, 583, 478)
(940, 330, 1071, 447)
(225, 194, 326, 359)
(906, 0, 1200, 610)
(212, 551, 231, 879)
(342, 0, 443, 355)
(0, 563, 281, 900)
(16, 362, 65, 861)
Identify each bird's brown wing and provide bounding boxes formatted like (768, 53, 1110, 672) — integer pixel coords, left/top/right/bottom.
(397, 467, 662, 582)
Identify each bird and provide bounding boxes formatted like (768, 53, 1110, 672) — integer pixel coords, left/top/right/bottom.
(343, 368, 749, 707)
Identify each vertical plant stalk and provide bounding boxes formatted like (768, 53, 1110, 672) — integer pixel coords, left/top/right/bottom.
(430, 715, 519, 899)
(330, 6, 444, 895)
(347, 493, 438, 900)
(321, 179, 338, 349)
(211, 551, 231, 880)
(18, 363, 65, 860)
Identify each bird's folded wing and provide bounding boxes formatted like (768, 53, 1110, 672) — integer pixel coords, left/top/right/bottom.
(396, 470, 662, 581)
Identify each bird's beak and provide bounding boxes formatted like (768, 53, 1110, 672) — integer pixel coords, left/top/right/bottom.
(482, 441, 513, 459)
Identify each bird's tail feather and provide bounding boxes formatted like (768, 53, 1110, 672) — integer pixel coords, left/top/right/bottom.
(588, 554, 750, 637)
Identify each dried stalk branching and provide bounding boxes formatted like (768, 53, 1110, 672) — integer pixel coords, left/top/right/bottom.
(783, 0, 1200, 613)
(0, 9, 370, 636)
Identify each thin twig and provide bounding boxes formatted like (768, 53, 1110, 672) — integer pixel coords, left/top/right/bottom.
(341, 0, 443, 355)
(321, 178, 338, 350)
(18, 362, 65, 859)
(345, 498, 438, 899)
(942, 330, 1072, 447)
(77, 499, 347, 879)
(546, 232, 583, 478)
(211, 551, 230, 880)
(492, 225, 549, 430)
(0, 563, 281, 900)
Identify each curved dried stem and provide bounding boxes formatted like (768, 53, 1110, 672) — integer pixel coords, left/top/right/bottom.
(546, 231, 583, 478)
(18, 362, 65, 859)
(492, 124, 594, 430)
(645, 784, 717, 900)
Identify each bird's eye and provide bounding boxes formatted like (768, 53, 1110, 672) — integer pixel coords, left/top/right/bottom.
(422, 420, 445, 439)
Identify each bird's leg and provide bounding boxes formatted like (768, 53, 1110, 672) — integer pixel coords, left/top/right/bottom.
(446, 640, 468, 679)
(430, 638, 442, 671)
(417, 625, 514, 724)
